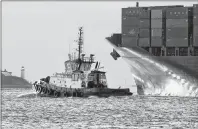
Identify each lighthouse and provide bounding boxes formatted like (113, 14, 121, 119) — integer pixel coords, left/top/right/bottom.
(21, 66, 25, 79)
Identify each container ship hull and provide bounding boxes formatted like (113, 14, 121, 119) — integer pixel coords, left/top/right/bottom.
(105, 39, 198, 96)
(133, 56, 198, 96)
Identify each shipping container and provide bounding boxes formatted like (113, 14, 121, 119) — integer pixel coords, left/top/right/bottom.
(166, 28, 188, 38)
(138, 38, 150, 47)
(151, 9, 164, 19)
(166, 19, 188, 28)
(193, 15, 198, 25)
(151, 37, 163, 47)
(194, 7, 198, 14)
(193, 4, 198, 8)
(139, 9, 150, 19)
(112, 34, 122, 46)
(122, 35, 138, 47)
(139, 29, 150, 38)
(149, 5, 183, 10)
(122, 16, 139, 26)
(122, 27, 139, 37)
(151, 19, 164, 28)
(166, 7, 193, 19)
(166, 38, 188, 47)
(122, 8, 140, 17)
(193, 36, 198, 46)
(151, 28, 163, 37)
(194, 25, 198, 36)
(193, 4, 198, 14)
(139, 19, 150, 28)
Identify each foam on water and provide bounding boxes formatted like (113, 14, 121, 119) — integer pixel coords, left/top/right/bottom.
(88, 96, 99, 99)
(119, 47, 198, 97)
(17, 92, 38, 98)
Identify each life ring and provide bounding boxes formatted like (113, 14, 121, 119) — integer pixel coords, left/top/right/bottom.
(54, 91, 60, 97)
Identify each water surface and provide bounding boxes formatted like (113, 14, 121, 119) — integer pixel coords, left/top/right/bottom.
(2, 88, 198, 129)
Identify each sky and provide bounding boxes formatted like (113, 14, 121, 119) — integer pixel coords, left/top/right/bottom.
(2, 1, 196, 89)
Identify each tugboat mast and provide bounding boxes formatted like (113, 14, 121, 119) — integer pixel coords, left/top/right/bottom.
(78, 27, 83, 59)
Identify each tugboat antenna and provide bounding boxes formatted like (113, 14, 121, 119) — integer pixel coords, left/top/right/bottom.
(69, 43, 71, 55)
(78, 27, 84, 59)
(68, 43, 71, 61)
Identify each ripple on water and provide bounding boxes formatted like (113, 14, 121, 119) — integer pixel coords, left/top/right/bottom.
(1, 89, 198, 129)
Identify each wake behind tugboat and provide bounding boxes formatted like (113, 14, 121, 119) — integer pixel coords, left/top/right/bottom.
(32, 27, 133, 98)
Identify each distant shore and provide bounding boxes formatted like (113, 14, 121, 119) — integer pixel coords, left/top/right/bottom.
(1, 85, 32, 88)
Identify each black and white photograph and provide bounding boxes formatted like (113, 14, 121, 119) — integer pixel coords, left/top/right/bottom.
(1, 0, 198, 128)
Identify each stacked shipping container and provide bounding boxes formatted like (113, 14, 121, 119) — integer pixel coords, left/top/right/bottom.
(122, 8, 140, 47)
(150, 8, 165, 56)
(193, 4, 198, 47)
(166, 7, 193, 56)
(138, 8, 151, 47)
(122, 7, 151, 48)
(110, 34, 122, 47)
(121, 4, 196, 57)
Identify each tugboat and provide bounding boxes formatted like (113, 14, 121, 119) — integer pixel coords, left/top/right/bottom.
(33, 27, 133, 97)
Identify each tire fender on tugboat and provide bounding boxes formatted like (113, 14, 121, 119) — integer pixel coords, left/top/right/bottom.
(37, 85, 42, 93)
(54, 90, 60, 97)
(63, 92, 68, 97)
(80, 91, 84, 97)
(42, 87, 47, 94)
(74, 88, 78, 97)
(46, 88, 52, 95)
(34, 84, 38, 92)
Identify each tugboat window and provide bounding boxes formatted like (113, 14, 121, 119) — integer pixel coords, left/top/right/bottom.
(72, 73, 80, 81)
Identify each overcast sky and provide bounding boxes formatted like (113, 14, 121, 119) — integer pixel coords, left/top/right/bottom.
(2, 1, 196, 88)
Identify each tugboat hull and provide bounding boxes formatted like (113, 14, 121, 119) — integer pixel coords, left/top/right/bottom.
(33, 83, 133, 98)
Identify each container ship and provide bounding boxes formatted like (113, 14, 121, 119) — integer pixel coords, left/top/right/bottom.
(106, 2, 198, 96)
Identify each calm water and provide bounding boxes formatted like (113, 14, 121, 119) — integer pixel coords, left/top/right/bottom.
(1, 88, 198, 129)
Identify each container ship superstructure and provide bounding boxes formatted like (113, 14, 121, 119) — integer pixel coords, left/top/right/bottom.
(106, 2, 198, 96)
